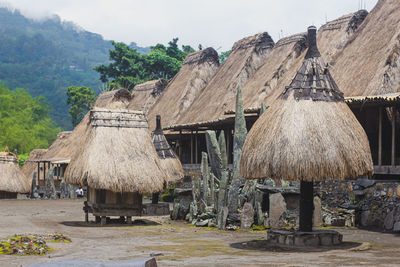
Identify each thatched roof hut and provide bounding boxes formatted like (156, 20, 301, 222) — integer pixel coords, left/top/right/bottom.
(21, 148, 48, 180)
(177, 32, 274, 124)
(147, 48, 220, 130)
(128, 79, 168, 112)
(240, 26, 373, 182)
(64, 107, 168, 193)
(240, 26, 373, 233)
(0, 152, 30, 196)
(152, 115, 184, 183)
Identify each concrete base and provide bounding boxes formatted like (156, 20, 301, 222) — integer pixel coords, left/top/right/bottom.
(267, 229, 342, 246)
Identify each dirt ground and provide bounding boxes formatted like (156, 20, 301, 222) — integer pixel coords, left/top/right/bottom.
(1, 199, 400, 267)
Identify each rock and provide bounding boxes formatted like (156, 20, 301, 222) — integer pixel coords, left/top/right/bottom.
(360, 210, 370, 227)
(313, 196, 323, 227)
(388, 188, 394, 198)
(256, 202, 264, 226)
(320, 234, 333, 246)
(228, 86, 247, 214)
(393, 221, 400, 231)
(269, 193, 286, 229)
(195, 220, 209, 227)
(384, 210, 394, 230)
(44, 167, 57, 199)
(217, 171, 229, 229)
(397, 185, 400, 197)
(218, 131, 228, 170)
(240, 202, 254, 229)
(205, 130, 222, 179)
(171, 202, 180, 220)
(304, 236, 320, 246)
(201, 152, 210, 206)
(31, 172, 37, 199)
(355, 178, 375, 189)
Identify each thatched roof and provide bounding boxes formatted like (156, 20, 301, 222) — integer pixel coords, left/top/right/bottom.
(147, 48, 220, 130)
(330, 0, 400, 96)
(128, 78, 168, 112)
(176, 32, 274, 124)
(152, 115, 184, 183)
(22, 89, 133, 181)
(240, 26, 373, 182)
(21, 148, 48, 180)
(65, 108, 168, 193)
(0, 152, 30, 193)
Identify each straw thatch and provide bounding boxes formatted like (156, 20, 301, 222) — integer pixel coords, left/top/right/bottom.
(0, 152, 30, 193)
(21, 148, 48, 179)
(147, 48, 220, 130)
(22, 89, 133, 181)
(128, 79, 168, 112)
(152, 115, 184, 183)
(64, 108, 168, 193)
(240, 26, 373, 182)
(177, 32, 274, 124)
(330, 0, 400, 96)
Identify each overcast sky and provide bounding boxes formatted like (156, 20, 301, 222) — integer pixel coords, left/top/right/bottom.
(2, 0, 378, 51)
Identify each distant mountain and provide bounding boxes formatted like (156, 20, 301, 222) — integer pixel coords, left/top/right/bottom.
(0, 7, 150, 129)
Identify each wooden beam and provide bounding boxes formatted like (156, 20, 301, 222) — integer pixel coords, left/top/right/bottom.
(378, 107, 382, 166)
(179, 130, 182, 161)
(37, 162, 40, 185)
(392, 107, 396, 166)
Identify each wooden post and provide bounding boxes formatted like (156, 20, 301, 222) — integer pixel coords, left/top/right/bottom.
(195, 130, 198, 164)
(190, 130, 194, 164)
(126, 216, 132, 224)
(179, 130, 182, 161)
(37, 162, 40, 185)
(43, 162, 46, 184)
(152, 192, 159, 204)
(392, 107, 396, 166)
(299, 180, 314, 232)
(378, 107, 382, 166)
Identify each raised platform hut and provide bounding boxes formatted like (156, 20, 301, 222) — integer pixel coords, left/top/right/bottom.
(65, 108, 168, 225)
(0, 152, 30, 199)
(240, 26, 373, 246)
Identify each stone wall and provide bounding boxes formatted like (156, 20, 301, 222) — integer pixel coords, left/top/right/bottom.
(316, 179, 400, 231)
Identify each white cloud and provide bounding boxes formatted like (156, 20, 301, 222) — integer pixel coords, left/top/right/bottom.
(2, 0, 378, 50)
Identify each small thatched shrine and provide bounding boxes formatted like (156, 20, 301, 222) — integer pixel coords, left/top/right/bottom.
(65, 107, 168, 225)
(151, 115, 184, 203)
(240, 26, 373, 245)
(0, 152, 30, 199)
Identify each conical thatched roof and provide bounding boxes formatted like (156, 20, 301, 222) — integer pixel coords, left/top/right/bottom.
(0, 152, 30, 193)
(147, 48, 219, 130)
(128, 78, 168, 112)
(65, 107, 168, 193)
(177, 32, 274, 124)
(240, 26, 373, 181)
(152, 115, 184, 183)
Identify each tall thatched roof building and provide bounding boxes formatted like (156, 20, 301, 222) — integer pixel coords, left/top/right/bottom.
(128, 78, 168, 112)
(177, 32, 274, 124)
(147, 47, 220, 130)
(0, 152, 30, 198)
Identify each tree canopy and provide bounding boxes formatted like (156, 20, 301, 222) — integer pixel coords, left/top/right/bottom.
(0, 84, 60, 155)
(94, 38, 195, 89)
(66, 86, 96, 127)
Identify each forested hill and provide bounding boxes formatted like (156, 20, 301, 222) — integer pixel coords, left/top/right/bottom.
(0, 7, 149, 129)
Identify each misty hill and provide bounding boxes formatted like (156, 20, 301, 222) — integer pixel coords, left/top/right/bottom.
(0, 7, 150, 129)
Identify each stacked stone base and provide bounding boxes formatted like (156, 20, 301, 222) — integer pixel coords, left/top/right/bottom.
(267, 229, 342, 246)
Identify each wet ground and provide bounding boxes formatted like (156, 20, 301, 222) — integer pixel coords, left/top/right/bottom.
(1, 199, 400, 266)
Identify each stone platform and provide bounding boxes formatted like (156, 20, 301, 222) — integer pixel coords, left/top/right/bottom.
(267, 229, 342, 246)
(142, 202, 170, 216)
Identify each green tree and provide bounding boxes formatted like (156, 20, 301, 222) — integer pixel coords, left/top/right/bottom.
(66, 86, 96, 126)
(219, 50, 231, 64)
(0, 84, 60, 155)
